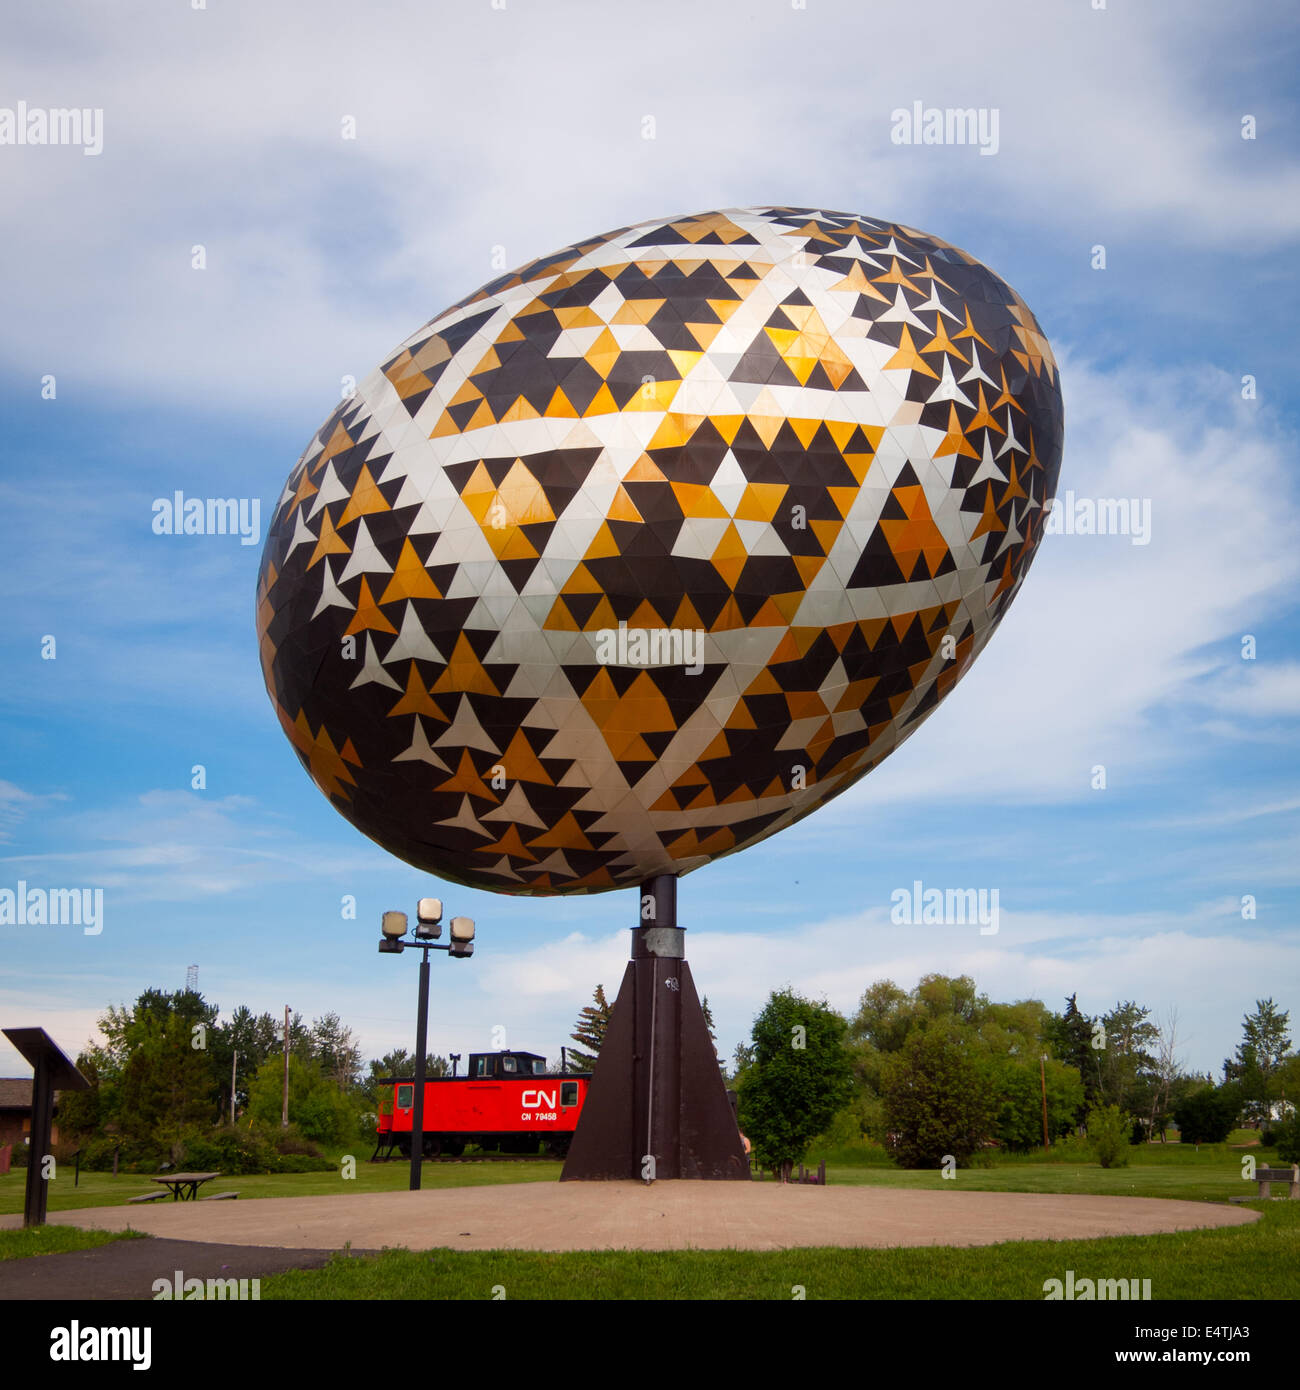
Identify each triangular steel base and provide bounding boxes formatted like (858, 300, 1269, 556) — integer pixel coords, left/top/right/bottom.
(561, 884, 749, 1181)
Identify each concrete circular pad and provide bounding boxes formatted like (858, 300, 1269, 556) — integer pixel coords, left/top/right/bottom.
(36, 1183, 1258, 1252)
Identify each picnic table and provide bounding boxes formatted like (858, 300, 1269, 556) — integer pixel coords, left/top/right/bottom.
(150, 1171, 221, 1201)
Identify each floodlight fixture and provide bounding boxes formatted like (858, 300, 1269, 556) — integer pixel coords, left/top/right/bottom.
(376, 900, 479, 1191)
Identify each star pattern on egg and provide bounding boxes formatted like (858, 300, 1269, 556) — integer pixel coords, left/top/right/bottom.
(257, 207, 1063, 894)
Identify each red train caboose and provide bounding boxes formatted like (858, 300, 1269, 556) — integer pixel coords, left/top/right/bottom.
(373, 1050, 592, 1159)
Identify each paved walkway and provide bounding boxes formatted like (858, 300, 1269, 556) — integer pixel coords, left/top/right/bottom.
(0, 1237, 360, 1301)
(21, 1182, 1258, 1253)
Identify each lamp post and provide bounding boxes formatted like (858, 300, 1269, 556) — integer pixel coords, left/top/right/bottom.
(378, 898, 476, 1192)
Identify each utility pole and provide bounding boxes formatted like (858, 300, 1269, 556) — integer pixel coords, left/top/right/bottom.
(1040, 1054, 1050, 1149)
(282, 1006, 290, 1129)
(230, 1051, 238, 1125)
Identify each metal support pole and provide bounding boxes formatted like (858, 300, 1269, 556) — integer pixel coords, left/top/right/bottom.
(24, 1060, 53, 1226)
(410, 948, 431, 1191)
(562, 873, 746, 1181)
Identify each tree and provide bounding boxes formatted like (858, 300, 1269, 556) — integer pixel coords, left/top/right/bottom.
(738, 989, 854, 1177)
(569, 984, 613, 1070)
(986, 1054, 1085, 1151)
(1044, 993, 1099, 1123)
(55, 1051, 104, 1137)
(1091, 1001, 1158, 1117)
(1087, 1104, 1133, 1168)
(730, 1040, 756, 1092)
(362, 1050, 448, 1112)
(880, 1021, 997, 1169)
(212, 1006, 280, 1119)
(849, 979, 913, 1054)
(248, 1055, 356, 1146)
(310, 1012, 364, 1091)
(846, 975, 1086, 1153)
(1145, 1007, 1182, 1140)
(1173, 1085, 1239, 1146)
(1274, 1109, 1300, 1164)
(106, 989, 220, 1145)
(1225, 1000, 1292, 1126)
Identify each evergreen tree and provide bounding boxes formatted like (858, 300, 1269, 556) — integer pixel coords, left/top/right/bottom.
(569, 984, 613, 1070)
(1225, 999, 1292, 1124)
(114, 989, 220, 1145)
(1045, 993, 1098, 1123)
(880, 1020, 997, 1168)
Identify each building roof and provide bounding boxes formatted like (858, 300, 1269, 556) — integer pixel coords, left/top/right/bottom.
(0, 1078, 34, 1110)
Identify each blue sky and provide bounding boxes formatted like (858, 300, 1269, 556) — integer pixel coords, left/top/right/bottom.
(2, 0, 1297, 1082)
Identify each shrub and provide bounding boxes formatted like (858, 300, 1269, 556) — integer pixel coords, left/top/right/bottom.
(1048, 1131, 1092, 1161)
(1260, 1128, 1278, 1149)
(176, 1123, 332, 1174)
(273, 1127, 324, 1157)
(1087, 1104, 1133, 1168)
(1173, 1086, 1238, 1146)
(77, 1135, 166, 1173)
(1274, 1112, 1300, 1165)
(880, 1024, 997, 1169)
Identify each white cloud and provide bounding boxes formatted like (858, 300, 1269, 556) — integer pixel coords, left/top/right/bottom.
(0, 790, 386, 904)
(1189, 661, 1300, 721)
(0, 1, 1294, 406)
(821, 356, 1300, 811)
(335, 902, 1299, 1077)
(0, 781, 67, 842)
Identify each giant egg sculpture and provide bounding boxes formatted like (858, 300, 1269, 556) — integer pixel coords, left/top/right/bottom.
(257, 207, 1062, 894)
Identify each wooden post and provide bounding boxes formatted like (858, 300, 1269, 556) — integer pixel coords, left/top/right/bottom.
(1040, 1054, 1050, 1148)
(282, 1007, 290, 1128)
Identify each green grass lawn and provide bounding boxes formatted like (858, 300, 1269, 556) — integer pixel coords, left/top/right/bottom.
(1, 1137, 1273, 1215)
(259, 1200, 1298, 1301)
(0, 1157, 564, 1216)
(0, 1225, 145, 1260)
(4, 1141, 1294, 1301)
(805, 1161, 1257, 1203)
